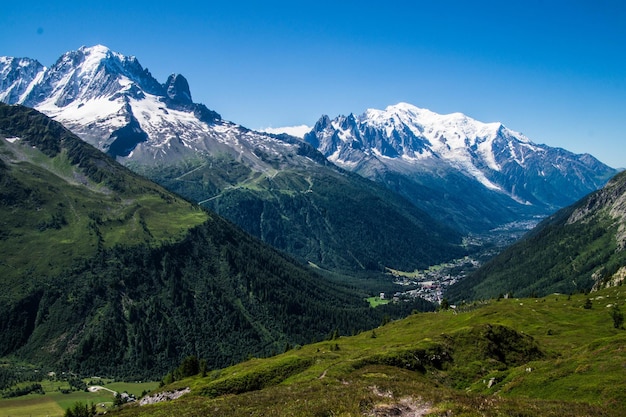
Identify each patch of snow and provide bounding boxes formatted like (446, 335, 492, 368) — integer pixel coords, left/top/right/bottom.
(38, 96, 126, 130)
(400, 151, 430, 162)
(19, 67, 46, 102)
(477, 136, 501, 171)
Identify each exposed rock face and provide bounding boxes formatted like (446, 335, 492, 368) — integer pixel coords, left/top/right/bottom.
(139, 387, 191, 406)
(165, 73, 192, 104)
(0, 57, 46, 104)
(568, 170, 626, 249)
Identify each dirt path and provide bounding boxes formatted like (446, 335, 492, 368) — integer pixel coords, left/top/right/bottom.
(370, 397, 432, 417)
(88, 385, 117, 395)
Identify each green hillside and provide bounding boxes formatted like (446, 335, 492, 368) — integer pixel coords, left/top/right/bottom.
(0, 103, 209, 300)
(112, 288, 626, 417)
(133, 148, 466, 273)
(0, 104, 430, 379)
(447, 170, 626, 302)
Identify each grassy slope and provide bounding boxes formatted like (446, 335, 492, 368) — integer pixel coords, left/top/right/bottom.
(134, 153, 466, 273)
(0, 104, 208, 300)
(115, 288, 625, 417)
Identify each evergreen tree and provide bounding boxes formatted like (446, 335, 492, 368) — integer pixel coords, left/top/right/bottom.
(174, 356, 199, 380)
(610, 304, 624, 329)
(64, 402, 95, 417)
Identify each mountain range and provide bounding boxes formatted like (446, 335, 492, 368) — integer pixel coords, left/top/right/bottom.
(0, 45, 618, 270)
(0, 46, 465, 273)
(2, 45, 626, 416)
(304, 103, 617, 232)
(1, 100, 624, 408)
(0, 103, 432, 379)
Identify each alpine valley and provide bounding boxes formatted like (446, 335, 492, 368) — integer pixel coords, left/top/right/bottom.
(1, 45, 626, 417)
(0, 45, 617, 275)
(447, 169, 626, 301)
(0, 103, 429, 380)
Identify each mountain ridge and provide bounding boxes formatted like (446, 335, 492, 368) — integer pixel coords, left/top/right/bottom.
(0, 45, 466, 273)
(0, 103, 429, 379)
(304, 102, 617, 232)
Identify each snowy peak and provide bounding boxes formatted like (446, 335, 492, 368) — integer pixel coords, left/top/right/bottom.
(259, 124, 311, 138)
(306, 102, 617, 212)
(309, 101, 536, 168)
(0, 57, 46, 104)
(362, 102, 517, 151)
(28, 44, 166, 109)
(364, 102, 436, 129)
(0, 45, 309, 170)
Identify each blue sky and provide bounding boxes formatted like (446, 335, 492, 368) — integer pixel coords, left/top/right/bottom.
(2, 0, 625, 167)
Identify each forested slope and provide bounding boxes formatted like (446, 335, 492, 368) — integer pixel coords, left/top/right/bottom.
(0, 104, 428, 379)
(447, 170, 626, 302)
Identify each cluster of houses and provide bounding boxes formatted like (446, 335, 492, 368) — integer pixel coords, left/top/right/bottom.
(385, 256, 480, 305)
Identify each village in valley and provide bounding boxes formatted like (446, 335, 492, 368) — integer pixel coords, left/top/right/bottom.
(382, 255, 481, 306)
(381, 221, 541, 306)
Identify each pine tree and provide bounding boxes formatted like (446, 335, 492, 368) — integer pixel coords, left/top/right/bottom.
(610, 304, 624, 329)
(64, 402, 95, 417)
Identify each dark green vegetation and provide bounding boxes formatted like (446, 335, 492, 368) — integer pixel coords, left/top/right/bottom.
(111, 288, 625, 416)
(0, 104, 209, 298)
(63, 401, 96, 417)
(0, 104, 434, 380)
(4, 100, 625, 416)
(132, 150, 466, 273)
(447, 170, 626, 302)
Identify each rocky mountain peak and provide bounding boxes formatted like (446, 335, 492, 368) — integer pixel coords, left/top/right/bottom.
(0, 57, 45, 104)
(164, 73, 192, 104)
(0, 46, 230, 161)
(305, 103, 617, 231)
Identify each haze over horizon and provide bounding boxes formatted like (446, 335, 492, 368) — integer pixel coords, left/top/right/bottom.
(1, 0, 625, 168)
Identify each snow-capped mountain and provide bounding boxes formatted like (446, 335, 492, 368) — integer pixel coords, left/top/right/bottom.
(304, 103, 617, 231)
(0, 57, 46, 104)
(0, 46, 617, 237)
(0, 45, 472, 272)
(0, 45, 308, 171)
